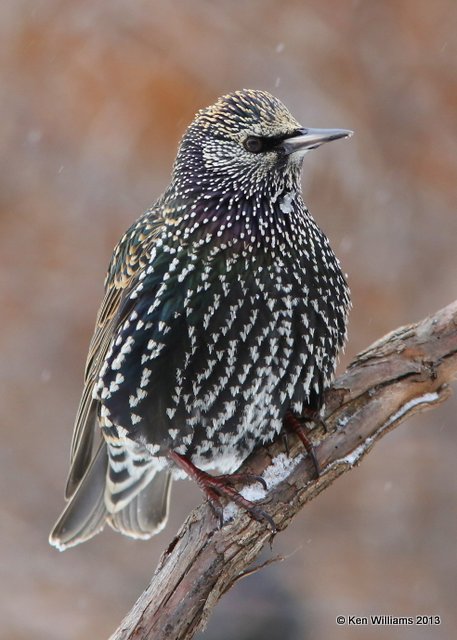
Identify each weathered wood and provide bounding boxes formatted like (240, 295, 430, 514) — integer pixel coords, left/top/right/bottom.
(110, 300, 457, 640)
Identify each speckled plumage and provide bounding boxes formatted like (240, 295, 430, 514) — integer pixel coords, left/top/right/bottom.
(50, 90, 351, 549)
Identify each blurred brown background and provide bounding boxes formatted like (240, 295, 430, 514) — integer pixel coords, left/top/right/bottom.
(1, 1, 456, 639)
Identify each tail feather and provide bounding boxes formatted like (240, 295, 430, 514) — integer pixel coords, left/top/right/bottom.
(108, 469, 172, 539)
(104, 440, 163, 512)
(49, 441, 172, 550)
(49, 441, 108, 550)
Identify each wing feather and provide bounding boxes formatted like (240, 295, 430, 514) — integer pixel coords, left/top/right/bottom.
(65, 209, 164, 498)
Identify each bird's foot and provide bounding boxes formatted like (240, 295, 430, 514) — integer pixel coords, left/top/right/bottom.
(169, 451, 275, 532)
(284, 410, 322, 478)
(300, 405, 329, 432)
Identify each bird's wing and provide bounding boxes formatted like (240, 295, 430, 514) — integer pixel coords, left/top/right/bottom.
(65, 209, 164, 499)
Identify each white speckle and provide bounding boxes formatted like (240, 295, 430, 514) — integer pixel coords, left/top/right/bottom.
(279, 191, 294, 215)
(140, 368, 152, 388)
(145, 444, 161, 456)
(109, 378, 120, 393)
(129, 388, 147, 407)
(100, 405, 111, 418)
(111, 336, 134, 370)
(111, 352, 125, 370)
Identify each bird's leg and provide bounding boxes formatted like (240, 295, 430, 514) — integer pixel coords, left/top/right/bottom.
(284, 410, 321, 478)
(168, 451, 276, 531)
(282, 432, 291, 457)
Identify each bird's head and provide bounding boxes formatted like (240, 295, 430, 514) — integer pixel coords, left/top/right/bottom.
(171, 89, 352, 201)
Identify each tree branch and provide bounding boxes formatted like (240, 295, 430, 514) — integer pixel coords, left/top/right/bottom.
(110, 300, 457, 640)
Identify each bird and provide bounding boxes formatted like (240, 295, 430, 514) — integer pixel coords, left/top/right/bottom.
(49, 89, 352, 550)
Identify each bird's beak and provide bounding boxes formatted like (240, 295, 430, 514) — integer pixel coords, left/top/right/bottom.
(281, 127, 353, 155)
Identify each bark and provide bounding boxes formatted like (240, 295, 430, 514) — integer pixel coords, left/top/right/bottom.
(110, 300, 457, 640)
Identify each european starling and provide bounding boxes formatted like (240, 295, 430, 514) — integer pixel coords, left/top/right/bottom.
(50, 89, 351, 550)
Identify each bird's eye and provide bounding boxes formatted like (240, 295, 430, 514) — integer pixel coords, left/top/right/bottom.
(243, 136, 264, 153)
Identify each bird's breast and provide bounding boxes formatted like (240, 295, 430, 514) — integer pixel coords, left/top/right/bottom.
(98, 234, 347, 472)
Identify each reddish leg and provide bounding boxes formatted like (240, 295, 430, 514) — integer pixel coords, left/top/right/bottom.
(284, 410, 321, 478)
(169, 451, 276, 532)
